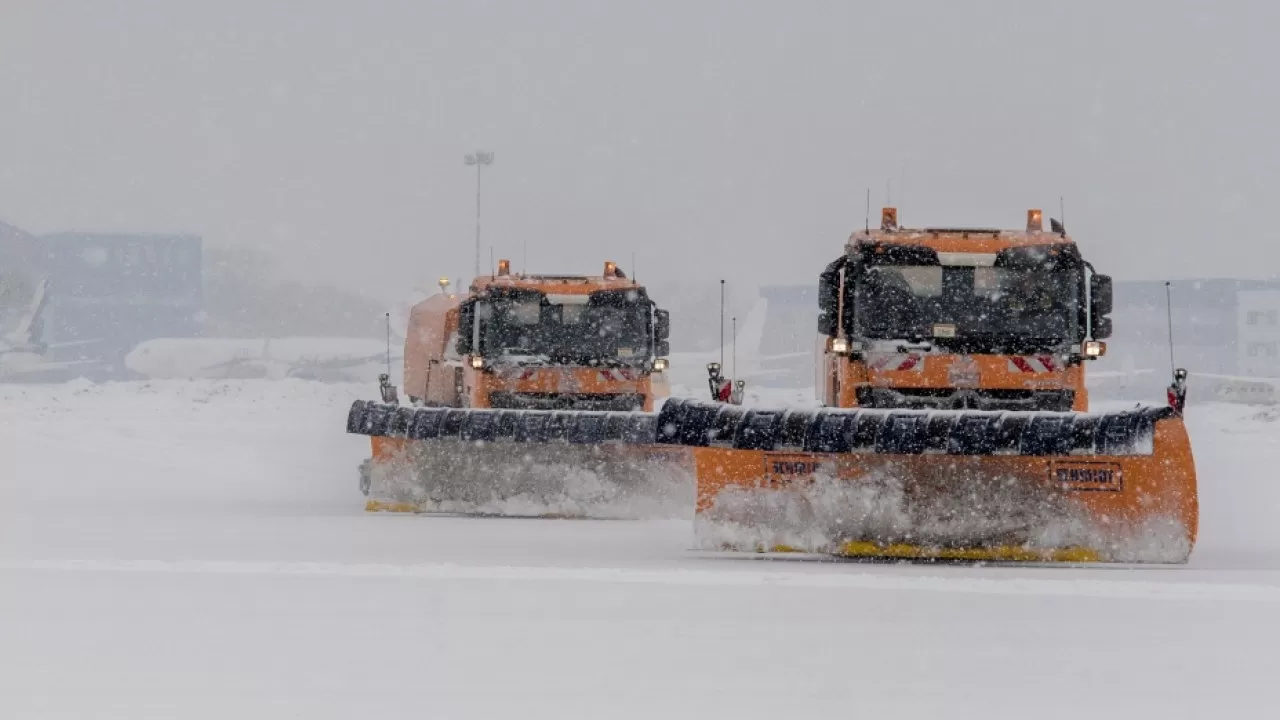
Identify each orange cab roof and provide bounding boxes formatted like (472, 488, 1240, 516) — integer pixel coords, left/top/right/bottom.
(848, 208, 1077, 254)
(469, 260, 641, 295)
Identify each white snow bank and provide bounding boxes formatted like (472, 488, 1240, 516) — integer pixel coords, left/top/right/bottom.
(4, 380, 1280, 718)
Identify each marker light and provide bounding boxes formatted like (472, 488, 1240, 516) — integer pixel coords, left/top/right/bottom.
(604, 261, 618, 278)
(497, 259, 510, 276)
(1084, 340, 1106, 358)
(881, 207, 898, 231)
(470, 356, 485, 369)
(831, 337, 850, 354)
(653, 358, 669, 372)
(1027, 209, 1044, 232)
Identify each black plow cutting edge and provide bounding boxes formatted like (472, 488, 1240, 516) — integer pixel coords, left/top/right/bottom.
(347, 397, 1172, 458)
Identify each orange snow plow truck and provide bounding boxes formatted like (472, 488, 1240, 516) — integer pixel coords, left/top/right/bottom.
(348, 210, 1197, 563)
(688, 208, 1197, 563)
(356, 259, 690, 517)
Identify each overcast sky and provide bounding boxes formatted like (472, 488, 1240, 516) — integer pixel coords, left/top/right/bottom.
(2, 1, 1276, 302)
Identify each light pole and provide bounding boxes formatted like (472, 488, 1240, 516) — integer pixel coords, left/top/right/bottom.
(464, 151, 494, 279)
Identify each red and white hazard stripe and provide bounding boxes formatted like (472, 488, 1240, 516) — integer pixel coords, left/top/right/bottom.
(497, 368, 539, 381)
(1006, 355, 1059, 373)
(866, 353, 924, 372)
(597, 368, 637, 382)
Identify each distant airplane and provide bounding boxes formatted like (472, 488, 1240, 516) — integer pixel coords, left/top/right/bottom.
(1, 275, 51, 354)
(1, 277, 101, 380)
(124, 337, 398, 381)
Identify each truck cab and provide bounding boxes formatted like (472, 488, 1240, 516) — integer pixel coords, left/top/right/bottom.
(402, 260, 671, 412)
(817, 208, 1113, 412)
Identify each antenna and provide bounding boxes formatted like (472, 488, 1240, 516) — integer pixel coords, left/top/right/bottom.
(489, 247, 495, 277)
(865, 188, 871, 233)
(732, 315, 737, 386)
(1059, 196, 1067, 235)
(384, 312, 392, 378)
(631, 251, 636, 283)
(716, 279, 727, 368)
(1165, 281, 1176, 375)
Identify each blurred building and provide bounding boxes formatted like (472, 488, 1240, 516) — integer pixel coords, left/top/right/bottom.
(1108, 279, 1280, 378)
(1, 221, 203, 379)
(1237, 290, 1280, 377)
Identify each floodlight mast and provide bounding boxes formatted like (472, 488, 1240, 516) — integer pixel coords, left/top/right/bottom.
(464, 151, 494, 279)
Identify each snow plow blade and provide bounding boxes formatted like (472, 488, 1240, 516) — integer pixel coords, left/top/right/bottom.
(346, 398, 1197, 563)
(660, 400, 1199, 564)
(346, 401, 693, 519)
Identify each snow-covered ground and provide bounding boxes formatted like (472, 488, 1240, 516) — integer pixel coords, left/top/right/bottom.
(3, 379, 1280, 718)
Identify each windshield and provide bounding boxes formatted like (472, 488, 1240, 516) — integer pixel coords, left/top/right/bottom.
(853, 265, 1079, 346)
(477, 292, 652, 365)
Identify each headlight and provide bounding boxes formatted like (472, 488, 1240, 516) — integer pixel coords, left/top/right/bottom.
(1084, 341, 1106, 358)
(470, 356, 485, 369)
(831, 337, 849, 354)
(653, 358, 669, 372)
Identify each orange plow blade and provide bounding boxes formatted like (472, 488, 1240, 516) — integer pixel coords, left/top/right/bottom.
(347, 398, 1197, 562)
(350, 403, 692, 519)
(681, 405, 1198, 564)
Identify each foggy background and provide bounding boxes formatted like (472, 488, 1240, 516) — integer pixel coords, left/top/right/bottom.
(3, 0, 1279, 349)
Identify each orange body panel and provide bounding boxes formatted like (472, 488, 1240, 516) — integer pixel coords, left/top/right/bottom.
(402, 294, 462, 403)
(849, 229, 1074, 254)
(469, 273, 643, 296)
(371, 436, 408, 462)
(831, 354, 1089, 411)
(464, 366, 659, 411)
(692, 416, 1198, 562)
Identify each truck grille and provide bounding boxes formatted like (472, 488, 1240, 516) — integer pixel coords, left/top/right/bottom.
(487, 392, 646, 411)
(855, 387, 1075, 412)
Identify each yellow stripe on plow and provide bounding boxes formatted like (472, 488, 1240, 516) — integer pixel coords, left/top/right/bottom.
(834, 541, 1102, 563)
(365, 499, 424, 513)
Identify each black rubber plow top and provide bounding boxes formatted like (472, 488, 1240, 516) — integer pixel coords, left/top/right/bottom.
(348, 397, 1173, 458)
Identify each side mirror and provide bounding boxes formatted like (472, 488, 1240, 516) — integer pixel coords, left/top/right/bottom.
(1092, 316, 1113, 340)
(455, 300, 475, 355)
(817, 263, 840, 336)
(655, 340, 670, 357)
(1090, 273, 1113, 316)
(1168, 368, 1188, 414)
(1089, 273, 1113, 340)
(654, 308, 670, 341)
(378, 373, 399, 405)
